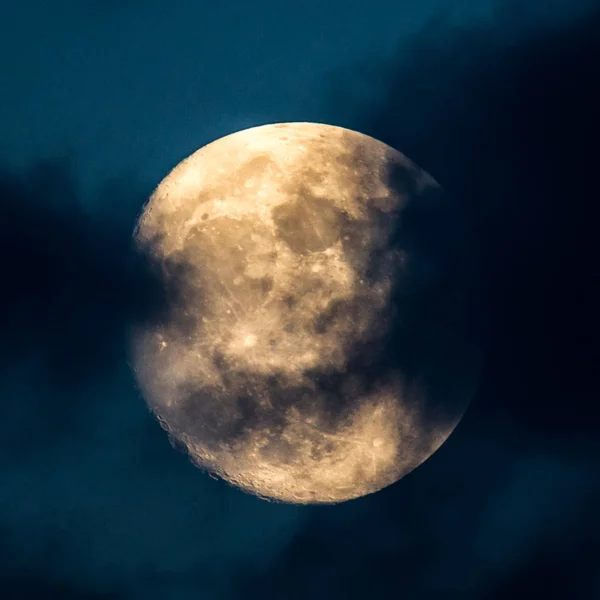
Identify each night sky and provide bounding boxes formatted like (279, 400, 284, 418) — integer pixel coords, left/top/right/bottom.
(1, 0, 599, 598)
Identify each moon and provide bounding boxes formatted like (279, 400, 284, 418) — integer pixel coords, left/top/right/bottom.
(130, 122, 478, 504)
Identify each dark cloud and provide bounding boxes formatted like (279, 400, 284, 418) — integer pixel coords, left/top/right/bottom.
(2, 0, 599, 597)
(0, 159, 304, 598)
(233, 1, 600, 598)
(0, 158, 165, 449)
(357, 0, 600, 442)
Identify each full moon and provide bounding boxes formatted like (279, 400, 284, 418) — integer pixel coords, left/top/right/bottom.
(130, 122, 478, 504)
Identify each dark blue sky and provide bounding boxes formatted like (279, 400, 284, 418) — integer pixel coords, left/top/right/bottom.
(1, 0, 495, 197)
(1, 1, 599, 598)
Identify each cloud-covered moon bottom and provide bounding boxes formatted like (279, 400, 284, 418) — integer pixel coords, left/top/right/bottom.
(130, 122, 478, 504)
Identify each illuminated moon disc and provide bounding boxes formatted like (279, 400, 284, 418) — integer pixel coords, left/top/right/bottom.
(130, 122, 479, 504)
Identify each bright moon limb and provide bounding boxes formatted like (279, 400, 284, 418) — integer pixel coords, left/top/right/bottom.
(130, 122, 479, 504)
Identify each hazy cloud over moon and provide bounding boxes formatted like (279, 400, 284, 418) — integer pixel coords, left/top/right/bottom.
(0, 0, 599, 597)
(131, 123, 479, 504)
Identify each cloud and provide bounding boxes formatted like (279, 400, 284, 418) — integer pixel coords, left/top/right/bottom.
(0, 159, 305, 598)
(474, 452, 595, 573)
(235, 1, 600, 597)
(0, 158, 163, 448)
(2, 1, 599, 597)
(345, 0, 600, 440)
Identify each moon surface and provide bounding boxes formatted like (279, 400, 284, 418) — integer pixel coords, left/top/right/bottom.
(130, 122, 478, 504)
